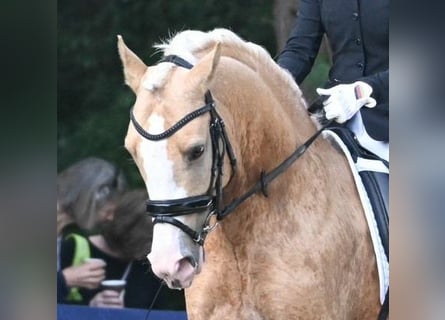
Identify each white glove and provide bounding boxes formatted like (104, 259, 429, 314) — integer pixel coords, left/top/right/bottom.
(316, 81, 377, 123)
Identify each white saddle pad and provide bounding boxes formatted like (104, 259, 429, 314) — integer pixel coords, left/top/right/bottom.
(323, 129, 389, 304)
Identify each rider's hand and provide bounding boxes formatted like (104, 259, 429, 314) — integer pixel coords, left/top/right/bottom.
(89, 290, 124, 308)
(62, 259, 106, 290)
(316, 81, 376, 123)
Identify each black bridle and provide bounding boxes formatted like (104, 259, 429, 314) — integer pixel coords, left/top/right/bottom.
(130, 55, 331, 246)
(130, 55, 236, 245)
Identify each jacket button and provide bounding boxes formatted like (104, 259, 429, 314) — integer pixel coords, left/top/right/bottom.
(355, 38, 361, 45)
(357, 62, 364, 69)
(352, 12, 359, 20)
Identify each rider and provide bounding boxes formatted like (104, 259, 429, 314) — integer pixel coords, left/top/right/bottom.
(277, 1, 389, 316)
(277, 0, 389, 159)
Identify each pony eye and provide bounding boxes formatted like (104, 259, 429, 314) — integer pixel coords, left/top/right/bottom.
(187, 145, 205, 161)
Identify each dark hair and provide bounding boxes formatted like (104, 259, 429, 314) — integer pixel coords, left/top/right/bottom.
(57, 157, 127, 230)
(101, 189, 152, 260)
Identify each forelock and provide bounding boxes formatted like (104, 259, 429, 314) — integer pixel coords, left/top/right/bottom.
(143, 30, 217, 93)
(142, 63, 173, 92)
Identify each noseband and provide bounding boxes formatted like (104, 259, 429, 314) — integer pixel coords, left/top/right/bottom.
(130, 55, 331, 246)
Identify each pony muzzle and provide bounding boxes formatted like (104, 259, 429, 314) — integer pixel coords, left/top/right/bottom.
(148, 222, 204, 289)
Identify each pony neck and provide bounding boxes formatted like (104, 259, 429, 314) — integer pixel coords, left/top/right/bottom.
(210, 55, 318, 240)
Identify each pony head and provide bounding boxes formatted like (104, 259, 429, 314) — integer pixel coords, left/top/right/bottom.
(118, 32, 231, 289)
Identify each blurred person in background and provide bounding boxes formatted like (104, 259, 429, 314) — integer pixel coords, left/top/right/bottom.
(57, 157, 127, 304)
(60, 189, 186, 310)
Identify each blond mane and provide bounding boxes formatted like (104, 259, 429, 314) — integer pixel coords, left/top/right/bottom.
(145, 28, 307, 114)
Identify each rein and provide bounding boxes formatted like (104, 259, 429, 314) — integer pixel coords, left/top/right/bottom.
(218, 119, 332, 220)
(130, 54, 331, 246)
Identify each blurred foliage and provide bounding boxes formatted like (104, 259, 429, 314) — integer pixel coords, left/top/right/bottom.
(58, 0, 276, 187)
(301, 53, 331, 103)
(58, 0, 328, 187)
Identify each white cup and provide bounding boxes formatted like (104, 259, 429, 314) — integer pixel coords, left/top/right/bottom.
(101, 279, 126, 293)
(83, 258, 106, 268)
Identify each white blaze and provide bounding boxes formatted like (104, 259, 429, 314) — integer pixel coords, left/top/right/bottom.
(139, 113, 188, 200)
(139, 113, 189, 272)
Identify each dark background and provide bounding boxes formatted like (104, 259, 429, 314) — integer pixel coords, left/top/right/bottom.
(57, 0, 330, 186)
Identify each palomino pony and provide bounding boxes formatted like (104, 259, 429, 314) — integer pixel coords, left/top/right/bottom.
(118, 28, 380, 319)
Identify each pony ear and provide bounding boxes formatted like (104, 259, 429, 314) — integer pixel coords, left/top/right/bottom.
(188, 42, 221, 92)
(117, 35, 147, 93)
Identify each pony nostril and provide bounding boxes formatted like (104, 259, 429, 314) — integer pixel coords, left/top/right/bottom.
(176, 256, 196, 273)
(184, 255, 197, 268)
(171, 279, 182, 289)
